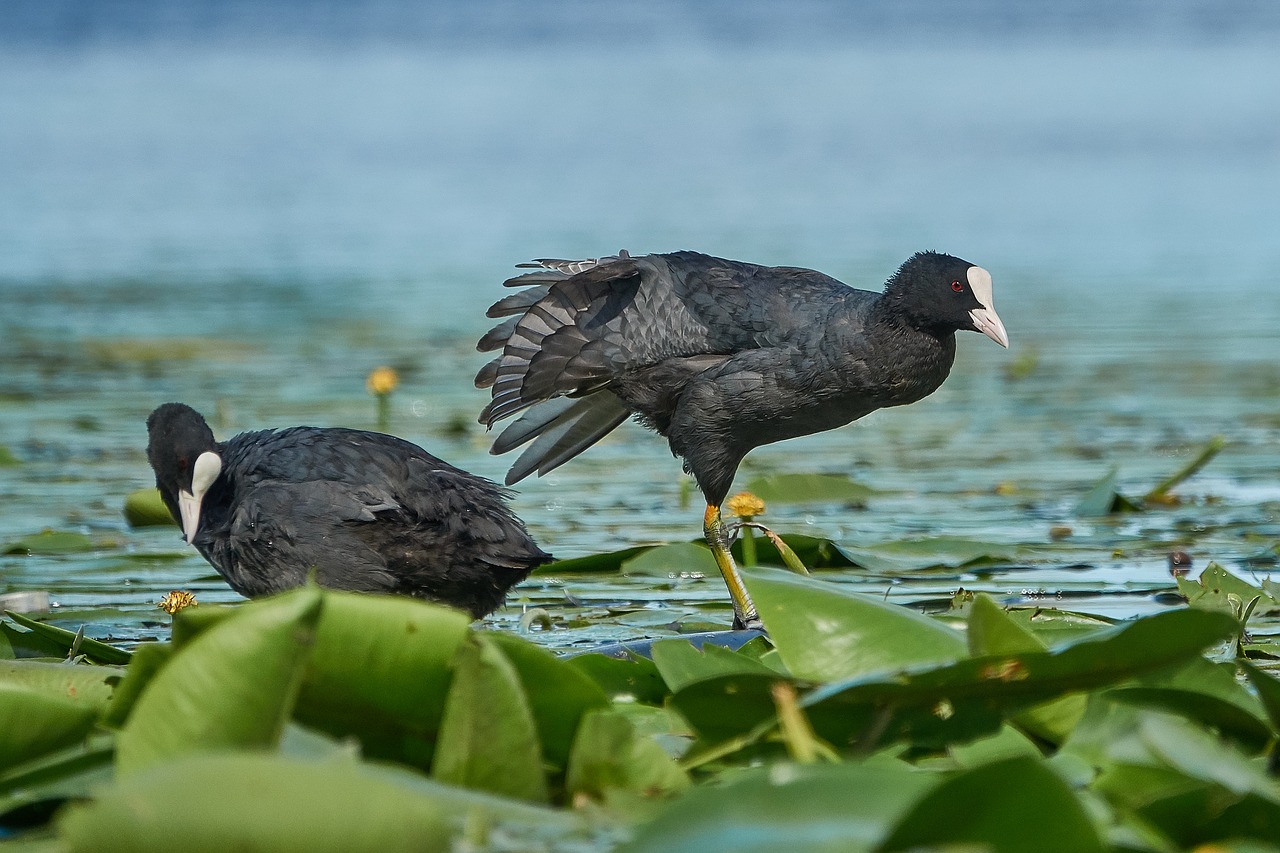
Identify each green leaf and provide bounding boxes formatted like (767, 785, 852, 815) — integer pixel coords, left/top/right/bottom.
(486, 632, 610, 772)
(292, 592, 471, 769)
(968, 594, 1087, 743)
(535, 545, 654, 574)
(1, 621, 68, 659)
(743, 472, 879, 505)
(837, 536, 1014, 573)
(567, 653, 669, 705)
(565, 707, 689, 806)
(0, 740, 114, 823)
(57, 753, 452, 853)
(1178, 563, 1280, 616)
(1, 530, 123, 556)
(0, 660, 119, 712)
(100, 642, 174, 729)
(1106, 658, 1274, 748)
(797, 608, 1240, 752)
(650, 638, 779, 694)
(3, 611, 132, 665)
(432, 634, 548, 802)
(169, 602, 240, 646)
(121, 487, 176, 528)
(1075, 467, 1143, 517)
(114, 586, 322, 776)
(880, 755, 1105, 853)
(622, 541, 714, 577)
(743, 567, 967, 682)
(733, 533, 856, 570)
(0, 684, 100, 770)
(1242, 661, 1280, 733)
(621, 761, 934, 853)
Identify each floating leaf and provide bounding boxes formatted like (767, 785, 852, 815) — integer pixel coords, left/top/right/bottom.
(1, 530, 122, 556)
(1178, 563, 1280, 616)
(621, 761, 934, 853)
(1075, 467, 1142, 517)
(743, 567, 967, 682)
(622, 542, 714, 577)
(536, 545, 654, 574)
(57, 753, 452, 852)
(0, 740, 114, 824)
(122, 488, 175, 528)
(0, 660, 119, 712)
(432, 634, 548, 803)
(649, 638, 779, 694)
(567, 653, 669, 705)
(743, 472, 879, 505)
(3, 611, 131, 665)
(565, 707, 689, 806)
(292, 593, 470, 769)
(486, 633, 610, 773)
(734, 533, 856, 570)
(114, 587, 322, 776)
(0, 684, 101, 771)
(880, 755, 1105, 853)
(837, 536, 1014, 573)
(100, 642, 174, 729)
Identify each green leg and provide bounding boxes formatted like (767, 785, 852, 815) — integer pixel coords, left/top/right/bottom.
(704, 503, 760, 629)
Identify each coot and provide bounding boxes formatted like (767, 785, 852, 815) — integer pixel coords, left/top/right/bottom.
(475, 250, 1008, 628)
(146, 403, 550, 617)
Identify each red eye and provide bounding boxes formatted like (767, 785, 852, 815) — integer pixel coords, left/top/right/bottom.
(951, 281, 964, 292)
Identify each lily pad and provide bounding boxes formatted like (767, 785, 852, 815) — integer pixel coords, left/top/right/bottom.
(743, 472, 879, 505)
(122, 488, 175, 528)
(837, 536, 1014, 573)
(2, 530, 123, 556)
(622, 542, 714, 577)
(0, 683, 102, 771)
(3, 610, 132, 665)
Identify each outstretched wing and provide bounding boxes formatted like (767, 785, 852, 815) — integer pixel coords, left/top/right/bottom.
(474, 250, 860, 483)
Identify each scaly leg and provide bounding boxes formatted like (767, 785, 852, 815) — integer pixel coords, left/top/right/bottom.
(704, 503, 761, 629)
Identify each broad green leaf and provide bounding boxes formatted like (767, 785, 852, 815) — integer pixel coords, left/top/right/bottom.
(100, 642, 174, 729)
(1242, 661, 1280, 733)
(948, 723, 1043, 768)
(486, 632, 610, 772)
(621, 761, 934, 853)
(743, 567, 966, 682)
(0, 740, 113, 822)
(565, 707, 688, 806)
(0, 660, 119, 711)
(567, 653, 668, 705)
(881, 755, 1105, 853)
(535, 545, 654, 574)
(1, 530, 122, 555)
(1106, 657, 1274, 748)
(1178, 563, 1280, 616)
(837, 536, 1014, 573)
(622, 542, 714, 577)
(0, 684, 100, 770)
(968, 594, 1086, 743)
(3, 610, 132, 665)
(169, 602, 240, 646)
(669, 671, 786, 746)
(797, 608, 1239, 752)
(57, 753, 452, 853)
(1138, 713, 1278, 800)
(292, 592, 469, 769)
(432, 634, 548, 803)
(732, 533, 855, 570)
(743, 472, 879, 505)
(1, 621, 68, 659)
(121, 487, 175, 527)
(115, 587, 322, 776)
(650, 638, 779, 694)
(1075, 467, 1143, 517)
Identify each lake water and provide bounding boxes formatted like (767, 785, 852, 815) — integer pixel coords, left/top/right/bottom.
(1, 1, 1278, 650)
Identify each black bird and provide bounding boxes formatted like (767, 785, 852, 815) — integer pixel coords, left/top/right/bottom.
(145, 403, 551, 618)
(476, 250, 1008, 627)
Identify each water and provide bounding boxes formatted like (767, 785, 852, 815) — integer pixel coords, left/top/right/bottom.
(1, 1, 1278, 650)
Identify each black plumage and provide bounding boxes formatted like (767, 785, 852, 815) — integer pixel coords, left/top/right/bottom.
(476, 250, 1008, 627)
(145, 403, 550, 618)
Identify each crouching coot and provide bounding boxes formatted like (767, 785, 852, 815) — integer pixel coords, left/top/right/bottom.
(146, 403, 551, 617)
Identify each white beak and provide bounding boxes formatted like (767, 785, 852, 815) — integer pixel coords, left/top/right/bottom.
(966, 266, 1009, 348)
(178, 451, 222, 544)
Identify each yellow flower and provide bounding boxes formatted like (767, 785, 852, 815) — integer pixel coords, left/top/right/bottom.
(366, 366, 399, 396)
(158, 590, 198, 614)
(725, 491, 766, 519)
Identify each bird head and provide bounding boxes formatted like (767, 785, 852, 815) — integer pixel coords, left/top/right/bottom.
(886, 252, 1009, 348)
(146, 403, 223, 544)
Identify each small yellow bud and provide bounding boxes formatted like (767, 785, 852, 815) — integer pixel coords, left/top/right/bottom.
(366, 366, 399, 396)
(725, 491, 766, 519)
(158, 590, 198, 614)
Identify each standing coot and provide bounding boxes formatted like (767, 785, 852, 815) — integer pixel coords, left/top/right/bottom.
(146, 403, 551, 617)
(476, 250, 1008, 627)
